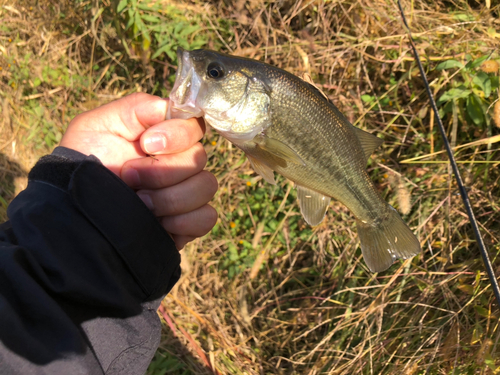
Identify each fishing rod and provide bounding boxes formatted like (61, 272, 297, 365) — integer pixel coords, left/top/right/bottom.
(397, 0, 500, 306)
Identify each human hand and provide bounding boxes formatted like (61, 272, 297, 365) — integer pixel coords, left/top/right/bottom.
(60, 93, 218, 249)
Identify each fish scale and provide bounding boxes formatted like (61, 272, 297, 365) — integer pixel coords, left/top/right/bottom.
(265, 70, 381, 219)
(168, 47, 421, 273)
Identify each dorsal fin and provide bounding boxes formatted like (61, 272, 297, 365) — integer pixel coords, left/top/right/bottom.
(301, 73, 334, 105)
(352, 127, 384, 162)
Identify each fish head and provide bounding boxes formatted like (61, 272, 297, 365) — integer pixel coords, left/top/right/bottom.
(169, 48, 271, 142)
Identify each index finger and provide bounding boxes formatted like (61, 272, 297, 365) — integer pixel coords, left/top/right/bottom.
(141, 116, 205, 155)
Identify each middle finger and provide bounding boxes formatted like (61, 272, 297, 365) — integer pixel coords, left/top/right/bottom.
(121, 143, 207, 189)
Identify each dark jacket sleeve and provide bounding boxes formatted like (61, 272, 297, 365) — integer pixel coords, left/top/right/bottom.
(0, 147, 181, 374)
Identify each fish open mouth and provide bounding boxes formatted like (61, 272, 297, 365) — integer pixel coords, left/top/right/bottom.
(167, 47, 204, 120)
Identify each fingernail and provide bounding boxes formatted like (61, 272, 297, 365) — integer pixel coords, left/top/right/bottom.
(137, 193, 154, 211)
(144, 133, 167, 154)
(122, 168, 141, 187)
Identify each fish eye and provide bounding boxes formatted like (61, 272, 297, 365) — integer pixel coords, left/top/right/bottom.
(207, 62, 225, 79)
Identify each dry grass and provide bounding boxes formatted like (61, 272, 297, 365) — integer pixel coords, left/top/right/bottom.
(1, 0, 500, 373)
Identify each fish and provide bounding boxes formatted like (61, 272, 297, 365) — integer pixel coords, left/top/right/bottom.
(167, 47, 421, 272)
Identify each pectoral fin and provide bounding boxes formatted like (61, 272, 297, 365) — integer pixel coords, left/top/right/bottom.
(352, 127, 384, 162)
(247, 155, 276, 185)
(254, 134, 306, 166)
(297, 186, 331, 226)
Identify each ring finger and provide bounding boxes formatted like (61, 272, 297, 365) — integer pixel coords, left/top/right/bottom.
(137, 171, 218, 217)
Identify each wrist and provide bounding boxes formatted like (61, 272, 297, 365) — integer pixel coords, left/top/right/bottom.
(52, 146, 91, 162)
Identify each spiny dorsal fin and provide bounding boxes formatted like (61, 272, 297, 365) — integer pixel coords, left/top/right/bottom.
(352, 127, 384, 162)
(301, 73, 331, 102)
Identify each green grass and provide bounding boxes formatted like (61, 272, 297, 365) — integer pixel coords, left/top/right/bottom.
(1, 0, 499, 373)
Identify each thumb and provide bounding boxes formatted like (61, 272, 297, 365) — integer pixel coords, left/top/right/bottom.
(140, 117, 206, 155)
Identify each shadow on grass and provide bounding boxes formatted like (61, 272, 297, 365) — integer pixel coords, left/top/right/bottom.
(148, 306, 215, 375)
(0, 153, 28, 222)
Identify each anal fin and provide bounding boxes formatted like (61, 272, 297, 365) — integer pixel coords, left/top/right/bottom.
(247, 155, 276, 185)
(297, 186, 331, 226)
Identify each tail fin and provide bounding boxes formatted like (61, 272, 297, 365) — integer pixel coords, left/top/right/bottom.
(356, 206, 421, 272)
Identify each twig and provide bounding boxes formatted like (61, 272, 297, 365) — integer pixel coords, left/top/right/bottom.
(400, 134, 500, 163)
(158, 303, 222, 375)
(397, 0, 500, 307)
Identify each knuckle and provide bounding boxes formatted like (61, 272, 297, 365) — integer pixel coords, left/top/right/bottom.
(205, 205, 218, 228)
(128, 92, 150, 103)
(199, 171, 218, 195)
(163, 188, 184, 215)
(193, 143, 208, 168)
(191, 206, 217, 236)
(69, 112, 87, 126)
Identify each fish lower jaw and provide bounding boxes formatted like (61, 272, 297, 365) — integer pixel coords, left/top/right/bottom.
(205, 116, 263, 143)
(167, 100, 204, 120)
(214, 128, 262, 145)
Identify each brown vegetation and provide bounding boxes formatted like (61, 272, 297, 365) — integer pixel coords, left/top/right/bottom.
(1, 0, 499, 373)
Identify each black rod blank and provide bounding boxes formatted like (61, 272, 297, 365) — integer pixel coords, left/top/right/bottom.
(397, 0, 500, 306)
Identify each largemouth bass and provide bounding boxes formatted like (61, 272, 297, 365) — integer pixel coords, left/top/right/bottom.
(167, 48, 421, 272)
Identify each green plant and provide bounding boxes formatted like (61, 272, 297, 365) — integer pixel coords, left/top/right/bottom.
(147, 350, 194, 375)
(436, 55, 500, 139)
(114, 0, 231, 86)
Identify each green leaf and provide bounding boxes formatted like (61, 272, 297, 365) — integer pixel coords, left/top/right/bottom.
(177, 38, 191, 50)
(452, 13, 475, 22)
(134, 12, 147, 34)
(179, 24, 200, 37)
(117, 0, 128, 13)
(467, 55, 489, 70)
(141, 14, 161, 23)
(380, 97, 390, 106)
(151, 42, 173, 59)
(0, 195, 8, 209)
(165, 48, 177, 61)
(491, 76, 499, 90)
(91, 7, 104, 22)
(466, 94, 484, 126)
(137, 2, 160, 11)
(126, 9, 135, 30)
(472, 72, 491, 98)
(474, 305, 491, 318)
(190, 39, 207, 49)
(361, 94, 374, 103)
(142, 34, 151, 51)
(458, 284, 474, 295)
(436, 59, 464, 70)
(437, 87, 471, 104)
(173, 22, 185, 36)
